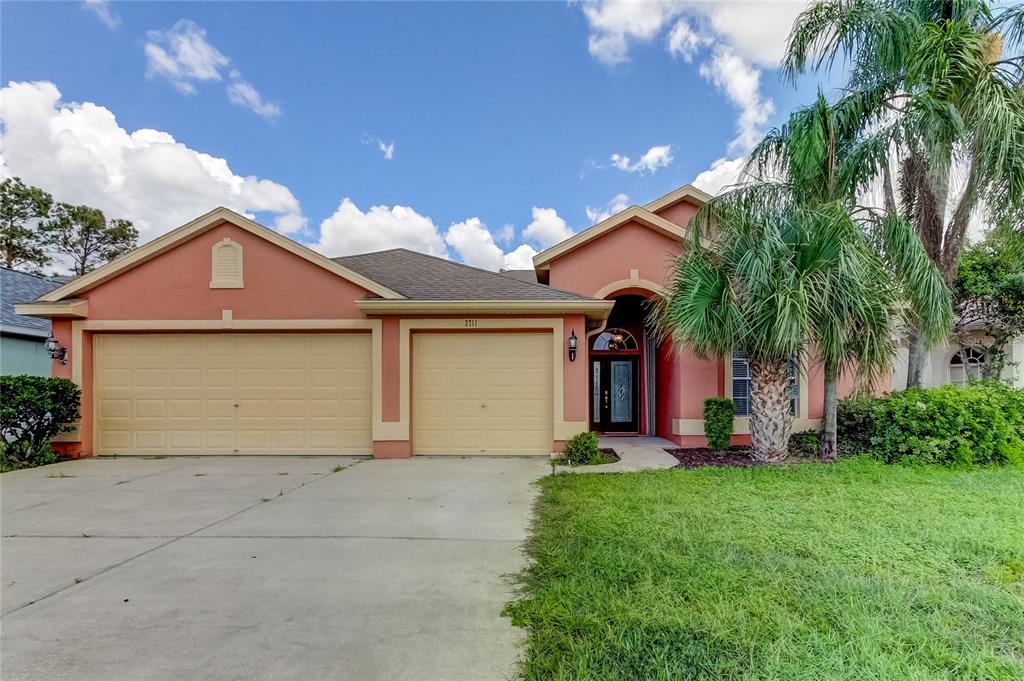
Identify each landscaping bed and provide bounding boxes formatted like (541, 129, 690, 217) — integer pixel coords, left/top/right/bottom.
(666, 446, 760, 469)
(505, 458, 1024, 680)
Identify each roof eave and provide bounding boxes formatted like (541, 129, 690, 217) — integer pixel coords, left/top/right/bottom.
(14, 299, 89, 320)
(355, 299, 614, 321)
(532, 205, 688, 269)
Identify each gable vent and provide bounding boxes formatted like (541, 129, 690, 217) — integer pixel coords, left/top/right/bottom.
(210, 238, 244, 289)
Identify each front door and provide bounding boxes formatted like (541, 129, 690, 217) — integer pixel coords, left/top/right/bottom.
(591, 356, 640, 432)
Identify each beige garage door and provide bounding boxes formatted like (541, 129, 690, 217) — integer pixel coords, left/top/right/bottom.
(413, 332, 553, 455)
(94, 333, 372, 455)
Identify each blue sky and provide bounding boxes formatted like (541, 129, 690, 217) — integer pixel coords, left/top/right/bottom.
(1, 1, 826, 270)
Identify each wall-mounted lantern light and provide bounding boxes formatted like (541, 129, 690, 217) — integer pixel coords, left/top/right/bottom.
(568, 329, 578, 362)
(44, 335, 68, 365)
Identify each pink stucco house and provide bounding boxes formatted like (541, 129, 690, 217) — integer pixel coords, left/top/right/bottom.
(17, 183, 849, 458)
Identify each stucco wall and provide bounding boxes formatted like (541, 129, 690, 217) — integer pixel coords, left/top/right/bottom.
(547, 220, 683, 297)
(80, 222, 373, 320)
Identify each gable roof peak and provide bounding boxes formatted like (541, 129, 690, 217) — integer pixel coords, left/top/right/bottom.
(34, 207, 405, 303)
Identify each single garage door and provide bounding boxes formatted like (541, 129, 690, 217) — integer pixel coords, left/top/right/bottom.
(413, 332, 553, 455)
(94, 333, 372, 454)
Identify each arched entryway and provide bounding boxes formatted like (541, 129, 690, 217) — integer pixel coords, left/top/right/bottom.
(589, 294, 658, 434)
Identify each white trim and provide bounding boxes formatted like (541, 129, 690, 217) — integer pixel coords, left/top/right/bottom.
(673, 418, 821, 436)
(642, 184, 712, 213)
(395, 318, 575, 444)
(15, 299, 89, 319)
(532, 206, 689, 269)
(356, 299, 613, 321)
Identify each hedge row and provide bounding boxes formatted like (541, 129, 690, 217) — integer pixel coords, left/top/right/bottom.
(837, 381, 1024, 467)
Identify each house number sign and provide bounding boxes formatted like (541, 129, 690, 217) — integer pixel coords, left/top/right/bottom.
(464, 319, 478, 327)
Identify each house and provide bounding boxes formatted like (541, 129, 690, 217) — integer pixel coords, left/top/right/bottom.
(16, 184, 855, 458)
(891, 337, 1024, 389)
(1, 268, 63, 376)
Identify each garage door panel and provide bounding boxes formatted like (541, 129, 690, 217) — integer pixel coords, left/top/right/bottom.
(95, 333, 372, 455)
(413, 333, 553, 455)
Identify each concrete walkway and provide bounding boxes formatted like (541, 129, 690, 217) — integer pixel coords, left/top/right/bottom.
(1, 455, 549, 681)
(561, 436, 679, 473)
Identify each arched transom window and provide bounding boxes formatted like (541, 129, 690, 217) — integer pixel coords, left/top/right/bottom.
(949, 348, 985, 386)
(592, 328, 638, 352)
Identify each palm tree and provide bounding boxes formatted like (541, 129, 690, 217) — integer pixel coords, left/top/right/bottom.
(748, 94, 952, 460)
(784, 0, 1024, 387)
(654, 191, 901, 463)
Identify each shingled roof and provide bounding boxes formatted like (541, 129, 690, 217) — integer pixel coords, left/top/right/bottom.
(1, 268, 63, 337)
(333, 249, 594, 301)
(498, 269, 538, 284)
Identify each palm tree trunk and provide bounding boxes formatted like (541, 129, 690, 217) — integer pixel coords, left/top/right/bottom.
(906, 332, 924, 388)
(821, 364, 838, 462)
(748, 357, 793, 463)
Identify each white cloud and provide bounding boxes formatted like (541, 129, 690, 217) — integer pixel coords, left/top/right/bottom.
(0, 81, 305, 243)
(144, 20, 279, 119)
(495, 223, 515, 245)
(581, 1, 808, 68)
(445, 217, 506, 270)
(145, 20, 228, 93)
(503, 244, 538, 270)
(361, 135, 395, 161)
(666, 18, 709, 62)
(586, 193, 630, 223)
(699, 47, 774, 153)
(582, 0, 684, 65)
(698, 2, 810, 67)
(314, 198, 447, 257)
(226, 77, 281, 120)
(83, 0, 120, 30)
(609, 145, 674, 174)
(523, 207, 573, 249)
(693, 156, 748, 195)
(579, 2, 809, 162)
(445, 218, 541, 271)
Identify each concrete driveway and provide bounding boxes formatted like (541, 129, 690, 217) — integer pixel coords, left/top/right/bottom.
(0, 455, 549, 681)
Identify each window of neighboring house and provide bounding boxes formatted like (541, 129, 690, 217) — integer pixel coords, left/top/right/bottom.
(949, 348, 985, 386)
(731, 351, 800, 417)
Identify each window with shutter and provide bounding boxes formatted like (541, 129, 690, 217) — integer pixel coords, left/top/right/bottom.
(730, 350, 799, 416)
(209, 238, 243, 289)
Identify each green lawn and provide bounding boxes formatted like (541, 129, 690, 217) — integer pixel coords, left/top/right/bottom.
(504, 458, 1024, 681)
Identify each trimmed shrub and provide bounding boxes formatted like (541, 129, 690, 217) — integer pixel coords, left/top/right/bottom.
(563, 431, 602, 465)
(703, 398, 735, 451)
(788, 430, 820, 458)
(836, 391, 880, 456)
(838, 382, 1024, 467)
(0, 375, 80, 469)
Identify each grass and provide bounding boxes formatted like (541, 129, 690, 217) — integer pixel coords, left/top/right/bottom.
(504, 458, 1024, 681)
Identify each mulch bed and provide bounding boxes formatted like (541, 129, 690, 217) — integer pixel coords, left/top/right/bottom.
(666, 447, 763, 469)
(599, 448, 621, 464)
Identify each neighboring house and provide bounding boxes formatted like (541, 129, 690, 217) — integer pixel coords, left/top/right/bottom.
(1, 268, 63, 376)
(18, 184, 861, 458)
(891, 336, 1024, 389)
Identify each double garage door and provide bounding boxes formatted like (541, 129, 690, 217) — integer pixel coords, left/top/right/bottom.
(94, 331, 553, 456)
(94, 334, 373, 455)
